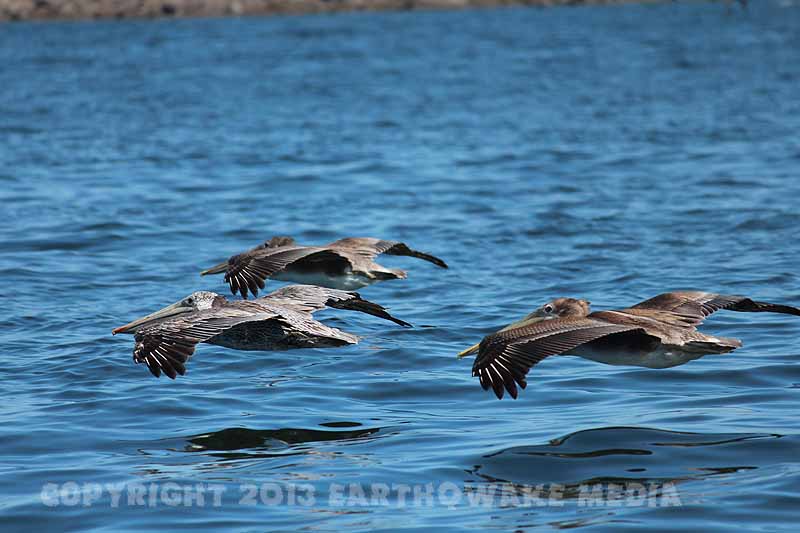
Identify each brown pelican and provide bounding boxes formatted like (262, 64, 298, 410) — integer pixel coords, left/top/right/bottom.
(457, 291, 800, 399)
(112, 284, 410, 379)
(200, 236, 448, 298)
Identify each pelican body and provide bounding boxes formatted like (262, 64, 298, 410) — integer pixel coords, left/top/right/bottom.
(458, 291, 800, 399)
(201, 236, 448, 298)
(112, 284, 410, 379)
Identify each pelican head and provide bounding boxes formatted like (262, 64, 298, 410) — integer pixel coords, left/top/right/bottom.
(524, 297, 591, 320)
(112, 291, 224, 335)
(263, 236, 295, 248)
(457, 297, 591, 358)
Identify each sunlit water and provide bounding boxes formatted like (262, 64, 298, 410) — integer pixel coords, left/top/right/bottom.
(2, 2, 800, 531)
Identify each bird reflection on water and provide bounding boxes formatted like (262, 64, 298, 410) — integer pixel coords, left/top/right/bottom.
(467, 426, 786, 500)
(181, 424, 383, 461)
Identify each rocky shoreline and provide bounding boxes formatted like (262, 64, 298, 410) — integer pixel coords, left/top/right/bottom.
(1, 0, 652, 22)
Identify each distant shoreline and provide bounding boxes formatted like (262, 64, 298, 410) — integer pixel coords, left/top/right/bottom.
(1, 0, 664, 23)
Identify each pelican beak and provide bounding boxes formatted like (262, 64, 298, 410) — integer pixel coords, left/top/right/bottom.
(457, 342, 481, 359)
(200, 261, 228, 276)
(112, 301, 192, 335)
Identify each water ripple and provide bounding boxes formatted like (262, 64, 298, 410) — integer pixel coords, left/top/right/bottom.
(2, 2, 800, 532)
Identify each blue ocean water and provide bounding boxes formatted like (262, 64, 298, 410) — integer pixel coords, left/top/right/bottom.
(1, 2, 800, 530)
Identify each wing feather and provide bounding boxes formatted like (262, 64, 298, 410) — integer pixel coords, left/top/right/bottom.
(328, 237, 448, 268)
(259, 284, 411, 327)
(223, 247, 334, 299)
(132, 309, 277, 379)
(216, 237, 446, 298)
(472, 318, 643, 400)
(629, 291, 800, 323)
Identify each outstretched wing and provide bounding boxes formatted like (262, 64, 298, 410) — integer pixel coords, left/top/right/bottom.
(259, 284, 411, 327)
(223, 246, 342, 299)
(133, 306, 277, 379)
(328, 237, 448, 269)
(472, 318, 644, 400)
(629, 291, 800, 324)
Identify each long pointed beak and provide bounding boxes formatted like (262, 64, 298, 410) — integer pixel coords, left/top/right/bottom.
(112, 302, 192, 335)
(457, 342, 481, 359)
(200, 261, 228, 276)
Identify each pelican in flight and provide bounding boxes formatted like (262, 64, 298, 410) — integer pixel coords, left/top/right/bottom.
(200, 236, 448, 298)
(457, 291, 800, 399)
(112, 284, 410, 379)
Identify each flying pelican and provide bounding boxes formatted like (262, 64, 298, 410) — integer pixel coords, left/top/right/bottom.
(112, 284, 411, 379)
(200, 236, 448, 298)
(457, 291, 800, 399)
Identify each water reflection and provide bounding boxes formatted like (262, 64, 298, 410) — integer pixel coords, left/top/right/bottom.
(468, 426, 788, 498)
(182, 423, 382, 460)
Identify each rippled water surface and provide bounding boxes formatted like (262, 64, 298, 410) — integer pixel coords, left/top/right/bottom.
(2, 2, 800, 531)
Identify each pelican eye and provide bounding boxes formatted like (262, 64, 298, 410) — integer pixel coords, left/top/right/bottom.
(184, 297, 195, 306)
(544, 304, 554, 314)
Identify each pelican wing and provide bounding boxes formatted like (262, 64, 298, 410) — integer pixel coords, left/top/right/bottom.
(224, 246, 342, 299)
(132, 305, 278, 379)
(327, 237, 448, 269)
(628, 291, 800, 324)
(259, 284, 411, 327)
(472, 318, 643, 400)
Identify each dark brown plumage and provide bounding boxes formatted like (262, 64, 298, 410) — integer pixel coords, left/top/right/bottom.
(458, 291, 800, 400)
(200, 236, 448, 298)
